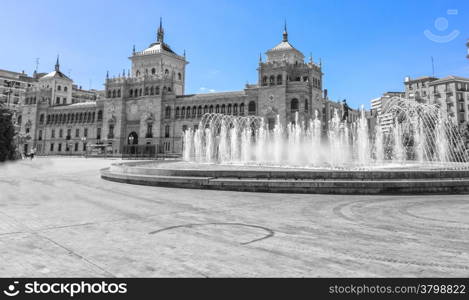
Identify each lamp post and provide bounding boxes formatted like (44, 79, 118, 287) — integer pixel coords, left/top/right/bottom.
(467, 39, 469, 59)
(81, 136, 87, 158)
(128, 135, 134, 159)
(4, 80, 13, 108)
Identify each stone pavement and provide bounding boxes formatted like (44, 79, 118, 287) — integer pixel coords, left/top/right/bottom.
(1, 157, 468, 277)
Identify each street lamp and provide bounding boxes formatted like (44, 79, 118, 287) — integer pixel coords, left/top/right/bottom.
(128, 135, 135, 158)
(4, 80, 13, 108)
(81, 136, 87, 158)
(467, 39, 469, 59)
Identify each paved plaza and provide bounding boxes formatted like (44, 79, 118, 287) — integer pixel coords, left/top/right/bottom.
(1, 157, 469, 277)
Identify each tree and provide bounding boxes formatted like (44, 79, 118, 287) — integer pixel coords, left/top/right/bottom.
(0, 106, 16, 162)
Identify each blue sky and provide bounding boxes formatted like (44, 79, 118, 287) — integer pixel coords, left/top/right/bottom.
(1, 0, 468, 109)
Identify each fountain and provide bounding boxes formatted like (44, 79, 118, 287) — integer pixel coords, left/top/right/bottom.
(183, 98, 468, 168)
(102, 97, 469, 194)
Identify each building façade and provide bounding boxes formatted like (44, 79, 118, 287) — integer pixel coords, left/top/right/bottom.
(20, 20, 359, 157)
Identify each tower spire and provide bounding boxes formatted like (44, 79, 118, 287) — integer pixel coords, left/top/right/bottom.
(282, 19, 288, 42)
(157, 17, 164, 43)
(55, 55, 60, 71)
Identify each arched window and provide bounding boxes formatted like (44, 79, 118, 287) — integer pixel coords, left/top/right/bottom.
(176, 107, 180, 118)
(178, 73, 182, 80)
(107, 90, 111, 98)
(181, 107, 186, 118)
(165, 106, 171, 119)
(186, 106, 191, 118)
(262, 76, 268, 86)
(248, 101, 256, 115)
(163, 86, 167, 93)
(215, 105, 220, 113)
(112, 90, 116, 98)
(290, 98, 299, 114)
(269, 75, 275, 85)
(165, 69, 169, 75)
(145, 87, 149, 95)
(277, 74, 283, 85)
(97, 110, 103, 121)
(233, 103, 238, 115)
(136, 70, 140, 76)
(129, 89, 133, 97)
(155, 87, 160, 95)
(151, 68, 156, 75)
(203, 105, 208, 114)
(150, 86, 154, 95)
(209, 105, 213, 113)
(304, 98, 309, 112)
(39, 114, 44, 124)
(57, 85, 61, 91)
(221, 104, 226, 114)
(64, 86, 68, 92)
(139, 88, 142, 96)
(197, 106, 202, 116)
(192, 106, 197, 118)
(117, 89, 121, 97)
(227, 104, 232, 114)
(240, 103, 245, 115)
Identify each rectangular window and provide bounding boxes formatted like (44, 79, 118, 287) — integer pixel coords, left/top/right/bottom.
(67, 129, 71, 139)
(146, 124, 153, 138)
(108, 125, 114, 138)
(74, 143, 78, 151)
(59, 129, 63, 138)
(51, 129, 55, 138)
(97, 128, 101, 140)
(165, 125, 170, 138)
(75, 128, 80, 137)
(84, 128, 88, 137)
(50, 143, 54, 151)
(58, 143, 62, 151)
(56, 97, 60, 104)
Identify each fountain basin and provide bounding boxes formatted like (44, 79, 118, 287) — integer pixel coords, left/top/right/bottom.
(101, 161, 469, 194)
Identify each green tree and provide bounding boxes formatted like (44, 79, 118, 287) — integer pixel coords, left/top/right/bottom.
(0, 106, 16, 162)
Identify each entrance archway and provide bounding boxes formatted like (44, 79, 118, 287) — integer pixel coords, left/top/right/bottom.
(128, 132, 138, 145)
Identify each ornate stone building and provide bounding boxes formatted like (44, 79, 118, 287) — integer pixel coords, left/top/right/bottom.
(20, 21, 357, 157)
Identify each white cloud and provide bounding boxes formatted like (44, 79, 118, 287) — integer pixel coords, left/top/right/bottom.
(199, 87, 216, 93)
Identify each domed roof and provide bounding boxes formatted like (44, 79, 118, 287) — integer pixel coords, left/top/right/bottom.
(268, 40, 299, 52)
(142, 41, 175, 55)
(265, 23, 304, 59)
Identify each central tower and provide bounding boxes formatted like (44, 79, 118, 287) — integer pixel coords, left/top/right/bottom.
(256, 23, 324, 126)
(129, 18, 188, 95)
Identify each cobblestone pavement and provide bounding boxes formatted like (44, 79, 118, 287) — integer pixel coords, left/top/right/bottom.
(1, 157, 468, 277)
